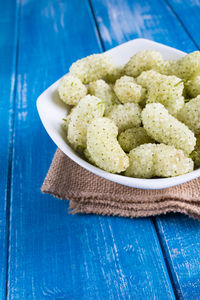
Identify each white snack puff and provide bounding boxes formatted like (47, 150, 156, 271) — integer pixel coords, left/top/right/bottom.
(84, 148, 96, 165)
(107, 103, 142, 133)
(142, 103, 196, 155)
(114, 75, 146, 104)
(58, 75, 87, 105)
(88, 79, 117, 115)
(125, 50, 163, 77)
(146, 75, 184, 116)
(137, 70, 184, 115)
(136, 70, 162, 108)
(185, 76, 200, 98)
(67, 95, 105, 149)
(62, 107, 75, 134)
(105, 65, 124, 83)
(178, 96, 200, 134)
(153, 60, 175, 76)
(69, 53, 115, 84)
(155, 144, 194, 177)
(125, 144, 156, 178)
(125, 143, 193, 178)
(136, 70, 162, 88)
(170, 51, 200, 80)
(87, 117, 129, 173)
(118, 127, 154, 152)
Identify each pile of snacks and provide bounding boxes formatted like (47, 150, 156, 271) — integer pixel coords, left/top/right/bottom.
(58, 50, 200, 178)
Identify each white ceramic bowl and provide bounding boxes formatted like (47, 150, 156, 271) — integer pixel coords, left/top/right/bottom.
(37, 38, 200, 189)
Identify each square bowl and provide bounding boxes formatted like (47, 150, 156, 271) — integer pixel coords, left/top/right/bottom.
(37, 38, 200, 189)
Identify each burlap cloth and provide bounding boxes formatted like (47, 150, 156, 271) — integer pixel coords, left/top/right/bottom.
(41, 149, 200, 220)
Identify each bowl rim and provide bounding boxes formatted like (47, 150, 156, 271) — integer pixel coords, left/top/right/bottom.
(36, 38, 200, 190)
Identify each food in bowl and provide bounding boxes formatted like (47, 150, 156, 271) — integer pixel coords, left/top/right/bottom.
(58, 50, 200, 178)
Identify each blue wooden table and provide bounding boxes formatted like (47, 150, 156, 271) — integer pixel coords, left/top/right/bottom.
(1, 0, 200, 299)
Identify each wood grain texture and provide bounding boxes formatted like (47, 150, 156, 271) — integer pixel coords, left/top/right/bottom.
(0, 0, 19, 298)
(156, 215, 200, 299)
(165, 0, 200, 49)
(90, 0, 195, 51)
(90, 0, 200, 298)
(6, 0, 176, 299)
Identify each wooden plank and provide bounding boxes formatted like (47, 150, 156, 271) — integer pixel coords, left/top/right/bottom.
(165, 0, 200, 49)
(0, 0, 19, 299)
(90, 0, 200, 298)
(7, 0, 175, 299)
(156, 215, 200, 299)
(90, 0, 194, 52)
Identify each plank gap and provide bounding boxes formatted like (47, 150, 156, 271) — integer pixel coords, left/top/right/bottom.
(88, 0, 106, 51)
(162, 0, 200, 50)
(152, 217, 179, 299)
